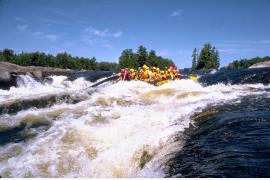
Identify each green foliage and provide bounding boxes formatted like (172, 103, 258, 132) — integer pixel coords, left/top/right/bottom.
(119, 49, 137, 68)
(191, 48, 198, 70)
(2, 48, 15, 61)
(195, 43, 220, 70)
(211, 47, 220, 69)
(148, 50, 158, 67)
(225, 56, 270, 70)
(0, 48, 118, 71)
(118, 45, 174, 69)
(97, 62, 119, 71)
(137, 45, 148, 67)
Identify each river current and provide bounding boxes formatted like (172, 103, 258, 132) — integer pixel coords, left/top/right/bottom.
(0, 69, 269, 177)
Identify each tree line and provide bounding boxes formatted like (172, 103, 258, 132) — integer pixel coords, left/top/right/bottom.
(191, 43, 220, 70)
(0, 48, 119, 71)
(0, 46, 175, 71)
(221, 56, 270, 70)
(119, 45, 175, 69)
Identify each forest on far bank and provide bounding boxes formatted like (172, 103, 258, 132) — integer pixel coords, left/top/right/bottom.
(0, 48, 119, 71)
(220, 56, 270, 70)
(0, 45, 175, 72)
(1, 46, 269, 72)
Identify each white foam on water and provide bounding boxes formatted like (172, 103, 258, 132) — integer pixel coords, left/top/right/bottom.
(0, 75, 93, 104)
(0, 79, 269, 177)
(210, 69, 217, 74)
(16, 75, 43, 88)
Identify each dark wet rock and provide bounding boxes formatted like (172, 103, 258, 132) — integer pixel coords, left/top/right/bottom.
(198, 67, 270, 86)
(0, 93, 88, 115)
(165, 95, 270, 178)
(0, 70, 17, 90)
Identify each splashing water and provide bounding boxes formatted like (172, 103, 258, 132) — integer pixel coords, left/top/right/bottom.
(0, 75, 269, 177)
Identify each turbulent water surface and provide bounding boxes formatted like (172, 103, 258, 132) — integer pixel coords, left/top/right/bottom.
(0, 70, 269, 177)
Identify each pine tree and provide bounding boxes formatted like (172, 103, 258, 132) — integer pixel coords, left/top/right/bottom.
(119, 49, 135, 69)
(137, 45, 148, 67)
(148, 50, 158, 67)
(212, 47, 220, 69)
(197, 43, 220, 70)
(2, 48, 15, 61)
(191, 48, 198, 70)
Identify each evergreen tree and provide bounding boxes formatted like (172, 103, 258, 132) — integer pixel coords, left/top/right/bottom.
(137, 45, 148, 67)
(119, 49, 136, 69)
(148, 50, 158, 67)
(197, 43, 220, 70)
(0, 46, 176, 71)
(2, 48, 15, 61)
(191, 48, 198, 70)
(212, 47, 220, 69)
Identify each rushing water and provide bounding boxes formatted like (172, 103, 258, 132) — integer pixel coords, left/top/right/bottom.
(0, 69, 269, 177)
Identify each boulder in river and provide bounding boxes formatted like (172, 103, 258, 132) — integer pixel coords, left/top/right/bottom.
(249, 61, 270, 69)
(0, 61, 72, 89)
(0, 70, 11, 82)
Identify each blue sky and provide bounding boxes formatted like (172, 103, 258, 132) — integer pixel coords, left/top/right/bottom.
(0, 0, 270, 68)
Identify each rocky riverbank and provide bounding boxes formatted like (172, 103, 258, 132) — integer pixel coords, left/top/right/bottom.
(0, 61, 72, 89)
(0, 61, 115, 90)
(249, 61, 270, 68)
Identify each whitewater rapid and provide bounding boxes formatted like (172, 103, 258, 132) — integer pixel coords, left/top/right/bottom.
(0, 75, 269, 177)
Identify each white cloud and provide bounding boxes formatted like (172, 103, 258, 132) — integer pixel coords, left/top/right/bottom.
(81, 34, 109, 45)
(14, 17, 26, 22)
(103, 44, 113, 48)
(45, 34, 58, 42)
(84, 27, 123, 38)
(82, 27, 122, 48)
(84, 27, 108, 37)
(37, 18, 73, 26)
(33, 31, 43, 36)
(113, 31, 123, 38)
(170, 10, 182, 17)
(16, 24, 28, 31)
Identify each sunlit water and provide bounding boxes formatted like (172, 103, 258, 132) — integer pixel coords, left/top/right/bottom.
(0, 73, 269, 177)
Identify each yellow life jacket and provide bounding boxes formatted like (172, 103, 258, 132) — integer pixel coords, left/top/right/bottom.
(135, 73, 139, 80)
(139, 70, 144, 80)
(130, 72, 136, 79)
(143, 70, 149, 79)
(157, 73, 163, 81)
(151, 72, 156, 79)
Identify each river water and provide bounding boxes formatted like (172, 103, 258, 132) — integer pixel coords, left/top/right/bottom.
(0, 69, 269, 177)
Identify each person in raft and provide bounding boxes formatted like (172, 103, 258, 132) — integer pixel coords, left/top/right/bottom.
(118, 64, 181, 82)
